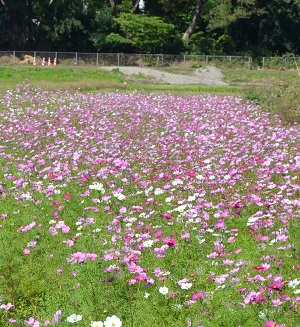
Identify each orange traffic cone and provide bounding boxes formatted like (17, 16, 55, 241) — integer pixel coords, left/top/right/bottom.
(48, 57, 51, 66)
(42, 57, 45, 66)
(53, 57, 57, 66)
(33, 57, 37, 66)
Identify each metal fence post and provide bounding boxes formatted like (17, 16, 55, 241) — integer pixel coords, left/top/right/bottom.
(96, 53, 99, 66)
(117, 53, 120, 66)
(206, 56, 208, 66)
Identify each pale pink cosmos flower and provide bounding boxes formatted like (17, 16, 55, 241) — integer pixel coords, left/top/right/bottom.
(71, 252, 86, 263)
(23, 248, 30, 255)
(276, 235, 288, 242)
(25, 317, 40, 327)
(85, 253, 98, 261)
(0, 302, 14, 310)
(208, 252, 218, 259)
(272, 298, 283, 306)
(61, 225, 70, 234)
(28, 240, 37, 247)
(214, 274, 228, 284)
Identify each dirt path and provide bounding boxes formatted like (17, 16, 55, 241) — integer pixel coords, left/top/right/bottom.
(101, 66, 228, 86)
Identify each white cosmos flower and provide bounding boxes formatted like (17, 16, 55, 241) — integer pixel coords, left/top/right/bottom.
(91, 321, 104, 327)
(89, 182, 105, 193)
(154, 188, 164, 195)
(165, 196, 174, 203)
(172, 179, 183, 185)
(159, 286, 169, 295)
(174, 204, 187, 213)
(143, 240, 154, 248)
(66, 314, 82, 323)
(288, 279, 300, 288)
(181, 282, 192, 290)
(103, 315, 122, 327)
(114, 193, 125, 200)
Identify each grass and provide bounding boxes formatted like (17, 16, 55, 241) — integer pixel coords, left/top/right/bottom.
(0, 65, 243, 96)
(0, 64, 299, 125)
(0, 66, 124, 93)
(0, 64, 300, 326)
(1, 82, 300, 327)
(1, 65, 300, 124)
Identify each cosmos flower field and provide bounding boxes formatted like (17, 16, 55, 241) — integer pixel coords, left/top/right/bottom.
(0, 84, 300, 327)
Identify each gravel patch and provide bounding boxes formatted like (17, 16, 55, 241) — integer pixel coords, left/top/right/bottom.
(101, 66, 228, 86)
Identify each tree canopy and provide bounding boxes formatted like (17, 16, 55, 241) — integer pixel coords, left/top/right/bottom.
(0, 0, 299, 57)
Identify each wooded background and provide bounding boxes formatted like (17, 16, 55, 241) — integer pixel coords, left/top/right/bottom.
(1, 0, 299, 59)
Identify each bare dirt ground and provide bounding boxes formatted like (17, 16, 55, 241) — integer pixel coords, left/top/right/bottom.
(101, 65, 228, 86)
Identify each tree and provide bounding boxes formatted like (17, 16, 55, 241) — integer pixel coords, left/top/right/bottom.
(108, 13, 176, 53)
(33, 0, 97, 51)
(259, 0, 300, 55)
(182, 0, 208, 41)
(205, 0, 267, 55)
(90, 5, 120, 52)
(0, 0, 35, 49)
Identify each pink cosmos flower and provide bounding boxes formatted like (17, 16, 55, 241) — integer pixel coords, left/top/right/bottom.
(126, 262, 143, 273)
(180, 232, 190, 239)
(208, 252, 218, 259)
(0, 302, 14, 310)
(25, 317, 40, 327)
(85, 253, 98, 261)
(65, 239, 74, 247)
(71, 252, 86, 263)
(265, 321, 279, 327)
(214, 274, 228, 284)
(64, 193, 71, 200)
(244, 291, 266, 304)
(191, 290, 205, 301)
(154, 230, 163, 238)
(272, 298, 283, 306)
(276, 234, 288, 242)
(162, 237, 176, 247)
(23, 248, 30, 255)
(268, 281, 280, 290)
(28, 240, 37, 247)
(214, 220, 225, 229)
(61, 225, 70, 234)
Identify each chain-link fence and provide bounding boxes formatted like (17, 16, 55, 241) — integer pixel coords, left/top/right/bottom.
(0, 51, 253, 69)
(262, 56, 300, 69)
(2, 51, 300, 70)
